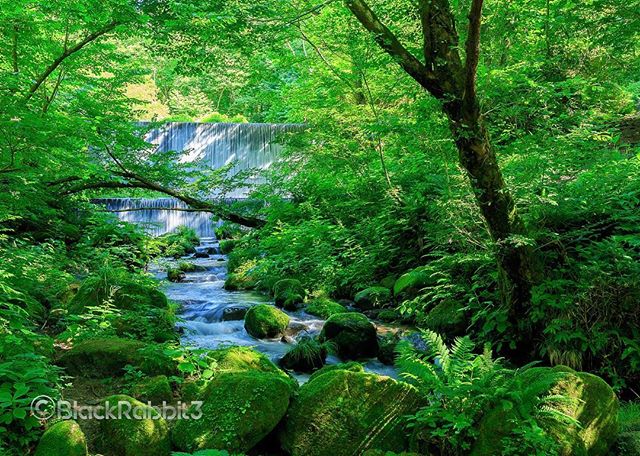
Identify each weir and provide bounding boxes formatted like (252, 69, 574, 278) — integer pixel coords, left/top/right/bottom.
(97, 122, 298, 236)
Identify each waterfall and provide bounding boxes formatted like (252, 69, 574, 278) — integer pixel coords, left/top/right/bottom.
(96, 122, 298, 236)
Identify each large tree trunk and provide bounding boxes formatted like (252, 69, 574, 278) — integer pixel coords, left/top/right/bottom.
(345, 0, 537, 356)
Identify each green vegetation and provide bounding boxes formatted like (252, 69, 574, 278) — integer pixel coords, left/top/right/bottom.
(0, 0, 637, 453)
(243, 304, 290, 339)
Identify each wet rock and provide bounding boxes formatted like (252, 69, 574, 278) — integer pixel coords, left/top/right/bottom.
(319, 312, 378, 360)
(221, 305, 250, 321)
(244, 304, 290, 339)
(194, 252, 209, 259)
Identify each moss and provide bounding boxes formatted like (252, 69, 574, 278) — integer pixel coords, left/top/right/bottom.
(34, 420, 87, 456)
(177, 261, 208, 272)
(97, 395, 171, 456)
(244, 304, 290, 339)
(282, 293, 304, 311)
(378, 275, 398, 290)
(57, 337, 176, 377)
(616, 432, 640, 455)
(472, 366, 619, 456)
(377, 309, 401, 322)
(167, 268, 185, 282)
(172, 372, 293, 453)
(377, 334, 399, 365)
(305, 297, 348, 319)
(69, 278, 168, 314)
(279, 337, 328, 373)
(620, 402, 640, 432)
(280, 370, 423, 456)
(421, 300, 466, 335)
(319, 312, 379, 360)
(132, 375, 173, 403)
(307, 361, 365, 383)
(353, 287, 392, 310)
(393, 267, 436, 299)
(273, 279, 305, 307)
(207, 346, 294, 386)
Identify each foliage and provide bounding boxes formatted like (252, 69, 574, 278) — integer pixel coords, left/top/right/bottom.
(397, 330, 572, 455)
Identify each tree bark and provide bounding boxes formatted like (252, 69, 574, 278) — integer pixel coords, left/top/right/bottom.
(345, 0, 536, 355)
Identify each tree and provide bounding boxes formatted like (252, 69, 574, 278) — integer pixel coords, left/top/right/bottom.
(344, 0, 536, 354)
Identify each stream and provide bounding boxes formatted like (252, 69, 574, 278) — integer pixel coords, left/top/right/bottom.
(154, 237, 397, 383)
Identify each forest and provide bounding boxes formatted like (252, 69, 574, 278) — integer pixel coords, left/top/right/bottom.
(0, 0, 639, 454)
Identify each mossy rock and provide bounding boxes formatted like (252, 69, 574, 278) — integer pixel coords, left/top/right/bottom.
(319, 312, 378, 360)
(393, 267, 436, 300)
(304, 298, 348, 319)
(377, 334, 399, 366)
(113, 307, 178, 343)
(378, 275, 398, 290)
(34, 420, 87, 456)
(282, 293, 304, 311)
(273, 279, 306, 307)
(69, 279, 168, 314)
(132, 375, 173, 403)
(354, 287, 392, 310)
(307, 361, 365, 383)
(244, 304, 290, 339)
(207, 346, 293, 386)
(377, 309, 401, 322)
(96, 395, 171, 456)
(172, 371, 294, 453)
(421, 300, 466, 336)
(177, 261, 208, 273)
(280, 337, 328, 373)
(472, 366, 619, 456)
(280, 370, 423, 456)
(56, 337, 175, 377)
(167, 268, 185, 283)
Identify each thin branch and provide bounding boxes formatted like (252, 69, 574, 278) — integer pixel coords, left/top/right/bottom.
(24, 20, 119, 102)
(11, 25, 19, 74)
(345, 0, 441, 97)
(463, 0, 484, 117)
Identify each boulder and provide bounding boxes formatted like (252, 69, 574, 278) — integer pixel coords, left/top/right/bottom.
(56, 337, 175, 377)
(304, 298, 348, 319)
(353, 287, 392, 310)
(319, 312, 378, 360)
(377, 309, 401, 322)
(207, 346, 292, 384)
(279, 337, 328, 373)
(280, 369, 423, 456)
(194, 251, 209, 258)
(34, 420, 87, 456)
(132, 375, 173, 403)
(172, 372, 294, 453)
(221, 305, 250, 321)
(307, 361, 364, 383)
(167, 268, 185, 283)
(177, 261, 208, 273)
(96, 395, 171, 456)
(472, 366, 619, 456)
(244, 304, 290, 339)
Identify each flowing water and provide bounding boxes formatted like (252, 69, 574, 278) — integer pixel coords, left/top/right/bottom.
(154, 237, 397, 383)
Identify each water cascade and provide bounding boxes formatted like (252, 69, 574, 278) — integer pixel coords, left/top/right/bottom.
(97, 122, 299, 236)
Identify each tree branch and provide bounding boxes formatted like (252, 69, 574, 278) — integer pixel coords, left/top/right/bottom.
(344, 0, 442, 97)
(24, 21, 119, 102)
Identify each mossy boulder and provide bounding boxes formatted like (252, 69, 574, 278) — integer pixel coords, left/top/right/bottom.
(304, 298, 348, 319)
(307, 361, 365, 383)
(69, 279, 168, 314)
(273, 279, 306, 309)
(177, 261, 208, 273)
(378, 275, 398, 290)
(207, 346, 293, 385)
(56, 337, 175, 377)
(421, 300, 466, 335)
(244, 304, 290, 339)
(377, 309, 401, 323)
(132, 375, 173, 403)
(96, 395, 171, 456)
(280, 370, 423, 456)
(319, 312, 379, 360)
(377, 334, 399, 365)
(167, 268, 185, 283)
(393, 266, 436, 300)
(34, 420, 87, 456)
(172, 371, 294, 453)
(279, 337, 328, 373)
(472, 366, 619, 456)
(354, 287, 392, 310)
